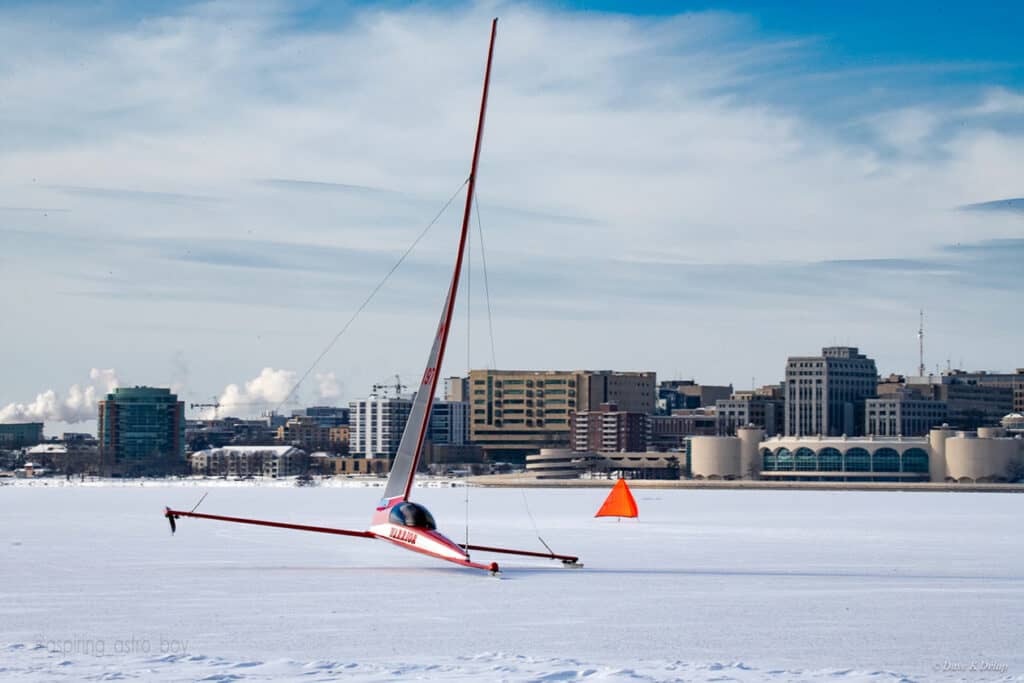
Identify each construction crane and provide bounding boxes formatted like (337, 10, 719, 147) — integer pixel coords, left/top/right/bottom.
(189, 396, 300, 420)
(372, 374, 407, 398)
(190, 398, 221, 419)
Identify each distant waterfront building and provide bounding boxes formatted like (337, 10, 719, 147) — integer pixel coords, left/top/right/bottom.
(427, 400, 469, 446)
(277, 416, 348, 454)
(865, 391, 948, 436)
(716, 396, 784, 436)
(525, 448, 679, 480)
(648, 408, 717, 450)
(902, 371, 1016, 429)
(301, 406, 350, 428)
(349, 392, 413, 459)
(1002, 412, 1024, 434)
(98, 387, 185, 476)
(0, 422, 44, 449)
(785, 346, 878, 437)
(309, 453, 390, 476)
(189, 446, 307, 478)
(656, 380, 732, 415)
(185, 417, 278, 451)
(688, 425, 1024, 483)
(443, 377, 470, 402)
(571, 402, 650, 453)
(467, 369, 656, 461)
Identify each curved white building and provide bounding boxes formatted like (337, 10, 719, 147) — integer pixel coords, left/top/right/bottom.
(688, 425, 1023, 483)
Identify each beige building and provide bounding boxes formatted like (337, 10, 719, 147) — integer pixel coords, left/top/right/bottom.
(467, 370, 655, 460)
(688, 425, 1023, 483)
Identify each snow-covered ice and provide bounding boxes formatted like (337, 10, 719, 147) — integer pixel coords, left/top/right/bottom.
(1, 483, 1021, 681)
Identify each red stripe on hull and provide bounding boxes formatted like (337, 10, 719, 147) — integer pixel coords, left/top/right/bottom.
(374, 532, 497, 572)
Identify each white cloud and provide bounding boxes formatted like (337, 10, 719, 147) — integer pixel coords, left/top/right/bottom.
(315, 372, 343, 401)
(0, 368, 120, 424)
(213, 367, 298, 417)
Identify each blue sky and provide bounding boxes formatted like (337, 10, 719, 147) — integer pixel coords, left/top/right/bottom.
(1, 0, 1021, 432)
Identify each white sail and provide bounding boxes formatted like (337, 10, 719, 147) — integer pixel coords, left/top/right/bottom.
(381, 290, 455, 501)
(379, 19, 497, 504)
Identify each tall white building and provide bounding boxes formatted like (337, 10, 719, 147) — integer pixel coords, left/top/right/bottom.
(349, 392, 467, 458)
(349, 394, 413, 458)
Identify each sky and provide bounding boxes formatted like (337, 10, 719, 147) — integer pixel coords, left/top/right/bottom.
(1, 0, 1022, 434)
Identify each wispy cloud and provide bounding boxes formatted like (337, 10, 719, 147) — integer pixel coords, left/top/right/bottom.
(1, 0, 1022, 415)
(43, 184, 218, 204)
(958, 197, 1024, 213)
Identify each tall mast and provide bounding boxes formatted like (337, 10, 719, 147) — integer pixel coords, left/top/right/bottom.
(382, 19, 498, 503)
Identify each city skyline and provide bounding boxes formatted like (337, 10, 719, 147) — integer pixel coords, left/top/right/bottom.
(3, 1, 1023, 434)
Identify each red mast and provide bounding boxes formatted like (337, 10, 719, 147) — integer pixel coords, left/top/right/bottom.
(381, 18, 498, 502)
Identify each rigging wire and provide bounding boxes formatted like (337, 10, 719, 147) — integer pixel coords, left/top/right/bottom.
(473, 193, 498, 369)
(473, 193, 551, 557)
(273, 178, 470, 415)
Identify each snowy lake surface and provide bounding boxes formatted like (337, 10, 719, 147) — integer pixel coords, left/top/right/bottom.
(1, 483, 1021, 681)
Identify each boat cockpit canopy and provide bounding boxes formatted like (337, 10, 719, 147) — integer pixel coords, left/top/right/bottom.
(389, 502, 437, 530)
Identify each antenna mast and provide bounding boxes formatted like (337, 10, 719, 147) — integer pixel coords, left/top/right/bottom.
(917, 309, 925, 377)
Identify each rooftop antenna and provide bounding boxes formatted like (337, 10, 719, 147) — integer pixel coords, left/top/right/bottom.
(917, 309, 925, 377)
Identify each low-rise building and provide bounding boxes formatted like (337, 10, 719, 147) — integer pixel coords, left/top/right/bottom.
(648, 408, 717, 450)
(278, 416, 347, 453)
(309, 453, 389, 476)
(190, 446, 308, 478)
(525, 448, 680, 479)
(687, 425, 1023, 483)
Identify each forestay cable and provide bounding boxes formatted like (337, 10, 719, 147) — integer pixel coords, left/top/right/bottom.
(274, 178, 470, 414)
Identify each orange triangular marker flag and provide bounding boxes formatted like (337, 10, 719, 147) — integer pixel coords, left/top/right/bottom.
(595, 478, 638, 518)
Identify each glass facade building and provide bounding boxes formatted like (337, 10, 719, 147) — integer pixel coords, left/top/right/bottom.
(98, 387, 185, 476)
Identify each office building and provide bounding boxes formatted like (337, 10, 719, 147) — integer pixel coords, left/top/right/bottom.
(0, 422, 44, 449)
(466, 369, 656, 461)
(657, 380, 732, 414)
(716, 396, 784, 436)
(301, 406, 350, 428)
(427, 400, 469, 446)
(648, 409, 717, 450)
(903, 371, 1016, 429)
(98, 387, 185, 476)
(785, 346, 878, 437)
(571, 402, 650, 453)
(865, 392, 948, 436)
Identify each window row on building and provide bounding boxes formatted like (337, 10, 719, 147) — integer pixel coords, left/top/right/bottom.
(761, 446, 929, 474)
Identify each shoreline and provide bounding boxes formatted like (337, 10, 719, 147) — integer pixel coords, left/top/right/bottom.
(3, 474, 1022, 493)
(467, 474, 1024, 493)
